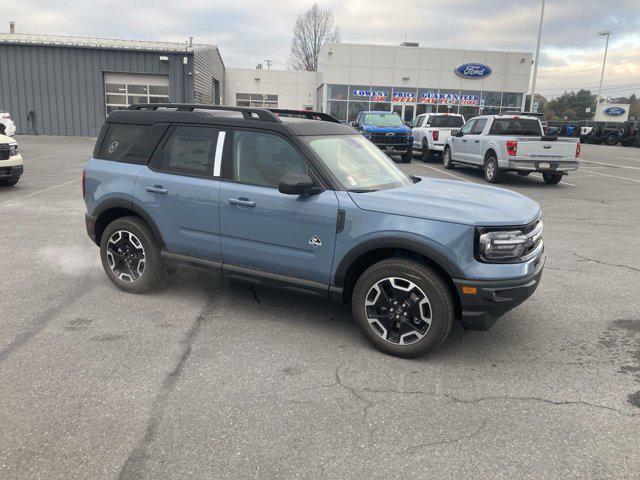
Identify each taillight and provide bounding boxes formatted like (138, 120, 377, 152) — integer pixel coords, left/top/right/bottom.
(506, 140, 518, 156)
(575, 143, 581, 158)
(82, 169, 86, 198)
(432, 130, 439, 141)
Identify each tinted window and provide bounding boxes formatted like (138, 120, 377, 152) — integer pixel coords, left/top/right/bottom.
(429, 116, 465, 128)
(233, 131, 309, 188)
(490, 118, 542, 136)
(161, 126, 219, 176)
(363, 113, 404, 127)
(472, 118, 487, 134)
(98, 124, 155, 163)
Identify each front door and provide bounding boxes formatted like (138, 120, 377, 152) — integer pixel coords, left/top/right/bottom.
(449, 119, 476, 162)
(392, 104, 415, 123)
(219, 129, 339, 284)
(133, 125, 224, 260)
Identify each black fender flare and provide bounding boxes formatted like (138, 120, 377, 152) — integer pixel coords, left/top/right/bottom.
(92, 197, 165, 248)
(332, 237, 465, 289)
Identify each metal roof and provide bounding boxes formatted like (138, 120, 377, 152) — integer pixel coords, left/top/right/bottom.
(0, 33, 216, 53)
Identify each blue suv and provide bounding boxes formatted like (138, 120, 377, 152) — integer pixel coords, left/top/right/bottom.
(351, 111, 413, 163)
(84, 104, 545, 358)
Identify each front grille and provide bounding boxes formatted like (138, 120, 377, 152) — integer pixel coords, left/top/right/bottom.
(0, 144, 9, 160)
(521, 219, 543, 260)
(371, 133, 407, 145)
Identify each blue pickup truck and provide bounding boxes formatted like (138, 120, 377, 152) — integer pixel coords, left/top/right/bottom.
(83, 104, 544, 358)
(351, 111, 413, 163)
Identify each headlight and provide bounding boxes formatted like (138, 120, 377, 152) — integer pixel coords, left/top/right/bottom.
(9, 144, 18, 156)
(477, 220, 543, 263)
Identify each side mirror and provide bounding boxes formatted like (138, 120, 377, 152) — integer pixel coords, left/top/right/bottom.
(451, 130, 459, 137)
(278, 173, 323, 196)
(352, 122, 360, 129)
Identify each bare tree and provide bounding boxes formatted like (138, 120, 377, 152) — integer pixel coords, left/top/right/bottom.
(289, 4, 341, 71)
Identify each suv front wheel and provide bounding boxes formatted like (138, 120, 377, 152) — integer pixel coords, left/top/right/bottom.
(352, 258, 454, 358)
(100, 216, 163, 293)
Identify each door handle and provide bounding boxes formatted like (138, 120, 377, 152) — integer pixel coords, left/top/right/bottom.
(462, 139, 467, 143)
(145, 185, 168, 195)
(228, 197, 256, 207)
(474, 140, 480, 143)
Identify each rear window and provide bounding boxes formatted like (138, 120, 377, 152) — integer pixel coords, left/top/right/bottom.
(489, 118, 542, 136)
(97, 123, 166, 164)
(428, 116, 464, 128)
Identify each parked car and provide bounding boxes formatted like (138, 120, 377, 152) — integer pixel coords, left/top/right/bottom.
(619, 121, 640, 147)
(83, 104, 545, 358)
(411, 113, 465, 162)
(0, 112, 16, 137)
(443, 115, 580, 185)
(583, 123, 621, 145)
(350, 111, 413, 163)
(0, 132, 23, 186)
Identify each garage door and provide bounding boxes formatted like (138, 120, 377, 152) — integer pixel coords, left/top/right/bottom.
(104, 73, 170, 115)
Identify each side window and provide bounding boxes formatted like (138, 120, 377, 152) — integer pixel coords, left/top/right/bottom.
(413, 115, 423, 128)
(161, 126, 219, 177)
(472, 118, 487, 134)
(99, 124, 153, 164)
(459, 120, 476, 135)
(233, 130, 310, 188)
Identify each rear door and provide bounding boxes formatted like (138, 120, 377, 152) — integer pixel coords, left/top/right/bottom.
(219, 129, 339, 284)
(133, 125, 224, 260)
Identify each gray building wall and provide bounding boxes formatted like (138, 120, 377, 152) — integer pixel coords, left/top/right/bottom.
(193, 47, 225, 105)
(0, 44, 195, 136)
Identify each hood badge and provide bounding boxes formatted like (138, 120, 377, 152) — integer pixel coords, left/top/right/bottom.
(308, 235, 322, 247)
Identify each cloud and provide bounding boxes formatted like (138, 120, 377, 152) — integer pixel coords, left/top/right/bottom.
(4, 0, 640, 96)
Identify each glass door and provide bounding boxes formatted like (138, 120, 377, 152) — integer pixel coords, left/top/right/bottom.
(392, 104, 415, 122)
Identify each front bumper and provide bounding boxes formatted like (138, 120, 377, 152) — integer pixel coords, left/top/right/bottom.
(507, 160, 580, 173)
(0, 164, 23, 178)
(374, 143, 412, 155)
(453, 250, 545, 331)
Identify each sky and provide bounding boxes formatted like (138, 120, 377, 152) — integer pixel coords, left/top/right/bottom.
(3, 0, 640, 99)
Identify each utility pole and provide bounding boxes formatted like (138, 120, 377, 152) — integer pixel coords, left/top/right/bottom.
(595, 31, 611, 115)
(264, 59, 273, 70)
(529, 0, 545, 112)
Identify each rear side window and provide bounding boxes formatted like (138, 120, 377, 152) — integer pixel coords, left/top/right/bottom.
(161, 126, 219, 177)
(98, 123, 165, 164)
(490, 118, 542, 136)
(428, 116, 465, 128)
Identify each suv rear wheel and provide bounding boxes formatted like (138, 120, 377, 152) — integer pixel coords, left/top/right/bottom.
(484, 155, 502, 183)
(352, 258, 454, 358)
(100, 216, 163, 293)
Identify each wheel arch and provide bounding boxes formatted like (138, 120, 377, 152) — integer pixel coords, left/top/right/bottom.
(92, 198, 165, 248)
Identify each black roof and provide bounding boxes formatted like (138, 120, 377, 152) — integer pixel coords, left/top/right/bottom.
(108, 104, 354, 136)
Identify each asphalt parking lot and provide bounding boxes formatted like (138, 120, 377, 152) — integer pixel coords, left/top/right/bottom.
(1, 136, 639, 480)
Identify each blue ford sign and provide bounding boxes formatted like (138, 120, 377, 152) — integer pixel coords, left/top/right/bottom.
(455, 63, 492, 79)
(603, 106, 626, 116)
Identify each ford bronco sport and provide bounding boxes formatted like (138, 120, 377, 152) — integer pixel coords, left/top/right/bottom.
(84, 104, 545, 358)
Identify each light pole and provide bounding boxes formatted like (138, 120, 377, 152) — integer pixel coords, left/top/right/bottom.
(529, 0, 545, 112)
(595, 31, 611, 114)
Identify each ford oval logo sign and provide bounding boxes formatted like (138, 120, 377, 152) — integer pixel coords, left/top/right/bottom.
(455, 63, 492, 79)
(603, 107, 626, 116)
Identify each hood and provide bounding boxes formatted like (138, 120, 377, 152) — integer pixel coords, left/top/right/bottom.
(348, 177, 540, 227)
(0, 133, 15, 143)
(362, 125, 411, 134)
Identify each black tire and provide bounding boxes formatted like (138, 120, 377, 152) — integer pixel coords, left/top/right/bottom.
(421, 142, 432, 162)
(484, 155, 502, 183)
(605, 134, 618, 146)
(0, 176, 20, 187)
(517, 171, 530, 176)
(442, 147, 455, 169)
(542, 172, 563, 185)
(100, 216, 163, 293)
(401, 149, 412, 163)
(351, 258, 455, 358)
(0, 124, 5, 135)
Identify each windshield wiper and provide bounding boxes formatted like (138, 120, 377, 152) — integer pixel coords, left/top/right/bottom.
(348, 188, 378, 193)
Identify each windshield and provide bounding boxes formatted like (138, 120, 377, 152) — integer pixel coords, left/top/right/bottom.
(489, 118, 543, 136)
(363, 113, 404, 127)
(305, 135, 414, 191)
(429, 116, 464, 128)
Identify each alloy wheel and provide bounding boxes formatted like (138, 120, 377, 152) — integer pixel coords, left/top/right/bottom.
(364, 277, 432, 345)
(106, 230, 146, 283)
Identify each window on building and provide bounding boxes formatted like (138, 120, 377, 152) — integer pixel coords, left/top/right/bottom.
(104, 81, 169, 116)
(482, 91, 502, 107)
(327, 101, 347, 121)
(459, 106, 480, 120)
(161, 126, 219, 176)
(348, 102, 370, 122)
(370, 102, 391, 112)
(327, 84, 348, 101)
(236, 93, 278, 108)
(502, 92, 523, 108)
(233, 131, 309, 188)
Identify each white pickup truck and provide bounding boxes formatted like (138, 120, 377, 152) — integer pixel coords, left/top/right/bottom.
(443, 115, 580, 185)
(412, 113, 465, 162)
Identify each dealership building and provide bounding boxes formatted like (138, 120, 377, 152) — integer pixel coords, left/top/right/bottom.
(1, 28, 532, 136)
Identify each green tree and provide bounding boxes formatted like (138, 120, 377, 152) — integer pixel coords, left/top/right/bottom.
(544, 90, 596, 120)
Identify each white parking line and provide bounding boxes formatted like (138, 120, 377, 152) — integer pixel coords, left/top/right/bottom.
(580, 159, 640, 171)
(615, 156, 640, 163)
(560, 180, 576, 186)
(410, 162, 473, 183)
(0, 178, 79, 205)
(579, 169, 640, 184)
